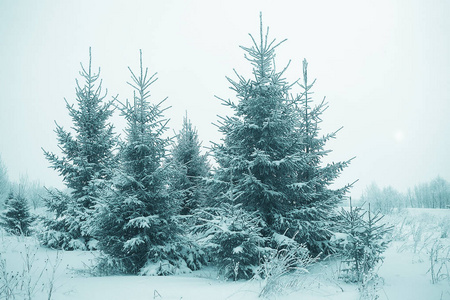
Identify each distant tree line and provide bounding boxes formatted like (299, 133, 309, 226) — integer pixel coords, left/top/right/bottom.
(411, 177, 450, 209)
(0, 156, 8, 208)
(359, 176, 450, 213)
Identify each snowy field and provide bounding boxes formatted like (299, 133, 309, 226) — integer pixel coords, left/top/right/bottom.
(1, 208, 449, 300)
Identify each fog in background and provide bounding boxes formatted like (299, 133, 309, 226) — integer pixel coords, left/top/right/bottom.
(0, 0, 449, 198)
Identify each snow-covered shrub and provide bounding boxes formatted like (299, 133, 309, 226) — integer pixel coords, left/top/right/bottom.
(389, 214, 409, 242)
(193, 203, 267, 280)
(0, 253, 20, 299)
(257, 233, 317, 298)
(0, 244, 62, 300)
(438, 217, 450, 239)
(334, 204, 393, 283)
(429, 240, 450, 284)
(0, 192, 33, 236)
(139, 258, 191, 276)
(358, 269, 384, 300)
(88, 253, 125, 276)
(410, 221, 433, 255)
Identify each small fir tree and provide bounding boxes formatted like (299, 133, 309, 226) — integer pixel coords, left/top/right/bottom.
(193, 180, 267, 280)
(335, 201, 393, 283)
(42, 48, 117, 248)
(1, 191, 32, 236)
(40, 189, 85, 249)
(170, 114, 209, 215)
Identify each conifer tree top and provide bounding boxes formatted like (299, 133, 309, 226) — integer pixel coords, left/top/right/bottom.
(42, 47, 117, 203)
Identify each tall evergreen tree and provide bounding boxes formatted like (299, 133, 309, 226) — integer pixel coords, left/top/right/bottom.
(170, 114, 209, 215)
(41, 48, 117, 248)
(92, 51, 200, 274)
(274, 59, 353, 254)
(212, 17, 298, 220)
(212, 15, 352, 255)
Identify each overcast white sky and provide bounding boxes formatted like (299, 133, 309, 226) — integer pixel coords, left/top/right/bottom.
(0, 0, 449, 198)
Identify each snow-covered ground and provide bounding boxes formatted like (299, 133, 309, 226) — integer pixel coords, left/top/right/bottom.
(1, 208, 449, 300)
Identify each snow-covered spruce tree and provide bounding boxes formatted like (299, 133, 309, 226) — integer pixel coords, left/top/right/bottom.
(1, 191, 33, 236)
(212, 17, 299, 223)
(169, 114, 210, 215)
(41, 48, 117, 249)
(272, 59, 353, 255)
(211, 16, 351, 256)
(92, 51, 201, 275)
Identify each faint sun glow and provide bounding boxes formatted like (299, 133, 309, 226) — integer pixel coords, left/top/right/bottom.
(394, 130, 404, 142)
